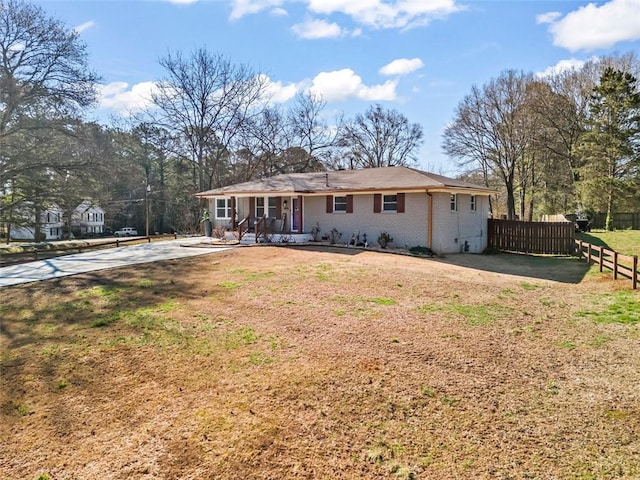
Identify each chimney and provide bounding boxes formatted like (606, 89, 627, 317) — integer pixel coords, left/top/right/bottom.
(325, 173, 329, 187)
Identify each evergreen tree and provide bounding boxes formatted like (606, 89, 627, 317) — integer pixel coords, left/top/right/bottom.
(577, 68, 640, 230)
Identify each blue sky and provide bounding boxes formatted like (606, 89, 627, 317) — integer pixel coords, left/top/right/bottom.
(34, 0, 640, 174)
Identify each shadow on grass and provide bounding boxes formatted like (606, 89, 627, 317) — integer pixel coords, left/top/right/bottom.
(576, 232, 614, 250)
(0, 255, 216, 416)
(284, 244, 367, 256)
(434, 252, 592, 284)
(284, 243, 591, 284)
(0, 258, 210, 351)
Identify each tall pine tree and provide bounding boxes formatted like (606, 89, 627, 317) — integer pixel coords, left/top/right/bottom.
(578, 68, 640, 230)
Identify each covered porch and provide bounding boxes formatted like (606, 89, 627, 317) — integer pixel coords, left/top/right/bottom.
(208, 194, 306, 241)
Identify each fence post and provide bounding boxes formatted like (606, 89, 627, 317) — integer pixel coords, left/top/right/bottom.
(599, 247, 604, 272)
(633, 256, 638, 290)
(147, 236, 151, 243)
(587, 242, 591, 264)
(613, 251, 618, 280)
(116, 239, 119, 247)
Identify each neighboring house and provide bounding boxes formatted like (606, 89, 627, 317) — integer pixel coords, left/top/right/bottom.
(71, 200, 105, 236)
(11, 203, 65, 241)
(9, 200, 105, 240)
(195, 166, 495, 254)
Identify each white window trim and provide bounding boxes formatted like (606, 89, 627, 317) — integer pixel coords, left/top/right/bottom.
(255, 196, 278, 218)
(470, 195, 477, 212)
(215, 198, 232, 219)
(450, 194, 458, 212)
(333, 196, 347, 213)
(382, 194, 398, 213)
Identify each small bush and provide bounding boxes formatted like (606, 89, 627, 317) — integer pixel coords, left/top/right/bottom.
(311, 222, 321, 242)
(329, 228, 342, 245)
(378, 231, 393, 248)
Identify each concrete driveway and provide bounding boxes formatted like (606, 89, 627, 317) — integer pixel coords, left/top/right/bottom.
(0, 237, 234, 288)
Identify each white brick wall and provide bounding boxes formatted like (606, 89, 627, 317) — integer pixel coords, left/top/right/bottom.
(304, 193, 429, 248)
(210, 192, 489, 253)
(431, 193, 488, 253)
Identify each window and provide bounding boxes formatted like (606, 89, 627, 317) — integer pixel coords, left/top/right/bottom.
(470, 195, 477, 212)
(255, 197, 277, 218)
(216, 198, 232, 219)
(383, 194, 397, 212)
(334, 196, 347, 212)
(450, 194, 458, 212)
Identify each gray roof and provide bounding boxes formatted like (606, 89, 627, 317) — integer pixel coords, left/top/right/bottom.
(195, 166, 493, 197)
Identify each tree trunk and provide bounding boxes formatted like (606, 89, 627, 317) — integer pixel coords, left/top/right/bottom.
(505, 182, 517, 220)
(606, 187, 614, 231)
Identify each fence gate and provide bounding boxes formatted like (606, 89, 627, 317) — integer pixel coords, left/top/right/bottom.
(488, 219, 575, 255)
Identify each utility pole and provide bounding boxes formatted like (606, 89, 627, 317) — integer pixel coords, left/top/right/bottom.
(145, 184, 151, 237)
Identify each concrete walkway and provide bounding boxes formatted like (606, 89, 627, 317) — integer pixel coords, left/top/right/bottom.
(0, 237, 234, 288)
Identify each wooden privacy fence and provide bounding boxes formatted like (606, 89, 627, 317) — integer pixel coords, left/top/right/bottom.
(589, 212, 640, 230)
(488, 219, 575, 255)
(575, 240, 638, 289)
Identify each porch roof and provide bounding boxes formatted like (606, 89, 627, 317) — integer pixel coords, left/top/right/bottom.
(195, 166, 494, 198)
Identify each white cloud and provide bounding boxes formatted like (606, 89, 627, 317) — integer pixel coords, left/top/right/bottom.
(545, 0, 640, 51)
(99, 81, 158, 115)
(291, 19, 346, 39)
(379, 57, 424, 76)
(306, 0, 461, 29)
(231, 0, 462, 30)
(258, 74, 301, 103)
(230, 0, 284, 20)
(536, 11, 561, 24)
(536, 58, 587, 77)
(74, 20, 95, 33)
(308, 68, 397, 102)
(271, 7, 288, 16)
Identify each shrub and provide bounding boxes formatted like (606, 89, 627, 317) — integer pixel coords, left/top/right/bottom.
(378, 231, 393, 248)
(311, 222, 321, 242)
(329, 228, 342, 245)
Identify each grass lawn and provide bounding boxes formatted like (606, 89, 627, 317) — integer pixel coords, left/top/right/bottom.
(577, 229, 640, 257)
(1, 246, 639, 479)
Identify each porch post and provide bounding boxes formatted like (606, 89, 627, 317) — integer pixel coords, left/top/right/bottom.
(427, 192, 433, 249)
(231, 196, 237, 229)
(297, 195, 303, 232)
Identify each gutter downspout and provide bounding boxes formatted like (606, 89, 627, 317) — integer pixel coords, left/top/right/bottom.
(426, 191, 433, 250)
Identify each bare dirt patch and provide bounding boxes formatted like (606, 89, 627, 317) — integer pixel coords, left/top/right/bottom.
(1, 246, 639, 479)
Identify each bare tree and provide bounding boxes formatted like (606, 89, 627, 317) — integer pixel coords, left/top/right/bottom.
(0, 0, 99, 238)
(0, 0, 98, 137)
(443, 70, 532, 220)
(287, 92, 338, 170)
(339, 104, 423, 169)
(151, 49, 269, 192)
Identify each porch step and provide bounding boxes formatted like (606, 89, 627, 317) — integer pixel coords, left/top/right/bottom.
(240, 233, 313, 245)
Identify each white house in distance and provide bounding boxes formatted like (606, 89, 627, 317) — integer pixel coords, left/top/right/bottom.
(72, 200, 105, 237)
(195, 166, 494, 254)
(10, 203, 66, 241)
(9, 200, 105, 240)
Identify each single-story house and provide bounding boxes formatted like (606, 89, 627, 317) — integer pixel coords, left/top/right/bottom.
(195, 166, 494, 254)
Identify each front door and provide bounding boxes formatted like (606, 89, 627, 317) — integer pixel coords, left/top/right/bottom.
(292, 198, 299, 232)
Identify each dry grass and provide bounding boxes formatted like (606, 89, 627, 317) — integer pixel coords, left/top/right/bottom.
(1, 246, 639, 480)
